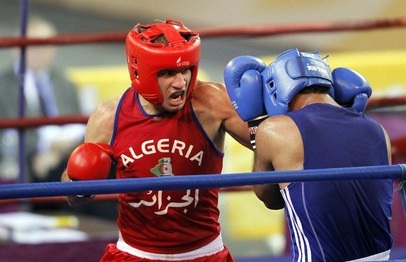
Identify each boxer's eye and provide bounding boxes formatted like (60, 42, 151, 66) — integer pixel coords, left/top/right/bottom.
(158, 70, 177, 77)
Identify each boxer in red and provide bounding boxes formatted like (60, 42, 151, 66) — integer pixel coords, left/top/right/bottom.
(61, 20, 252, 261)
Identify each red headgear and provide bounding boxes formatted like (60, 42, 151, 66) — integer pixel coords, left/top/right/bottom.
(126, 20, 201, 106)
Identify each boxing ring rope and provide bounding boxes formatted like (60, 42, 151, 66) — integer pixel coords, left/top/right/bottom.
(0, 164, 404, 200)
(0, 96, 403, 130)
(1, 16, 406, 48)
(0, 115, 88, 129)
(367, 97, 406, 110)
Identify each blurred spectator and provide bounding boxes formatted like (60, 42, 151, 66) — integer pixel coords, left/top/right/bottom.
(0, 15, 85, 210)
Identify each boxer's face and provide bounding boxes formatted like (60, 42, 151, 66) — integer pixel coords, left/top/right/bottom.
(157, 68, 192, 112)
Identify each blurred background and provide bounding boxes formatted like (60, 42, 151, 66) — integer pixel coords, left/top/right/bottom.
(0, 0, 405, 261)
(1, 0, 406, 82)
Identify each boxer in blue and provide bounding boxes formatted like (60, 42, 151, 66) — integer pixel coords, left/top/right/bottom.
(225, 48, 393, 261)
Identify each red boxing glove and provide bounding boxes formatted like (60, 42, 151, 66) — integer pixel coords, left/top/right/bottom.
(67, 143, 113, 181)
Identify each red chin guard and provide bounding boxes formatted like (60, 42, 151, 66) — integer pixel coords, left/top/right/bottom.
(126, 20, 201, 106)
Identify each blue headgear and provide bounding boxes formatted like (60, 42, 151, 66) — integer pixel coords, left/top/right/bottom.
(262, 48, 334, 116)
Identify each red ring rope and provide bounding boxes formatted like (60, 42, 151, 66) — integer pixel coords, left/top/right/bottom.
(0, 95, 402, 130)
(0, 115, 88, 129)
(0, 16, 406, 48)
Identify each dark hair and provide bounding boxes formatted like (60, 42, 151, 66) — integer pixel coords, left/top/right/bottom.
(299, 85, 330, 94)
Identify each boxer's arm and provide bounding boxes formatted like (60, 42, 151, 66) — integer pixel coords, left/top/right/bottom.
(382, 127, 392, 165)
(61, 98, 118, 206)
(252, 120, 285, 210)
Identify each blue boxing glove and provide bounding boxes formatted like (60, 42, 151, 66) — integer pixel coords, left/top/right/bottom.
(224, 55, 268, 149)
(332, 67, 372, 113)
(224, 55, 267, 121)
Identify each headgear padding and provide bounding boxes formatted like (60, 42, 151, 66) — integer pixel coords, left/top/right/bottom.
(126, 20, 200, 106)
(262, 48, 334, 116)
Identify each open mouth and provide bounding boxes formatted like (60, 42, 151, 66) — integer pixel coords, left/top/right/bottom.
(169, 91, 185, 102)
